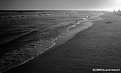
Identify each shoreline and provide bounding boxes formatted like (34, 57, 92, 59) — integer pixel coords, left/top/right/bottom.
(53, 13, 104, 49)
(0, 39, 57, 73)
(1, 13, 104, 73)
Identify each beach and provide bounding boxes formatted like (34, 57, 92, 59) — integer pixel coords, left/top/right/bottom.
(0, 11, 105, 73)
(1, 0, 121, 72)
(4, 12, 121, 73)
(4, 13, 120, 73)
(1, 11, 121, 73)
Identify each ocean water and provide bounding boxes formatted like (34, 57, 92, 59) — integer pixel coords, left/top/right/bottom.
(0, 10, 104, 72)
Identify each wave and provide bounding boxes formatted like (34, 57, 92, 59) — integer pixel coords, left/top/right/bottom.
(0, 38, 57, 73)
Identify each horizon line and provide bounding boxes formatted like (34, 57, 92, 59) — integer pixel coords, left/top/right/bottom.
(0, 9, 113, 11)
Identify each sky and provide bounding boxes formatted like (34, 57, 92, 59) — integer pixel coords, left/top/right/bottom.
(0, 0, 121, 10)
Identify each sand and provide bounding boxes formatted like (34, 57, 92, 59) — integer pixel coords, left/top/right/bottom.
(4, 12, 121, 73)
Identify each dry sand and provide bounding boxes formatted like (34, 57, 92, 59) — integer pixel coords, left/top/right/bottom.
(4, 12, 121, 73)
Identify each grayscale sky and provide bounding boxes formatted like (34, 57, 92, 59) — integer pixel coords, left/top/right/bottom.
(0, 0, 121, 10)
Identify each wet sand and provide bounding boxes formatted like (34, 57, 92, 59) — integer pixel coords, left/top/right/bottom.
(4, 12, 121, 73)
